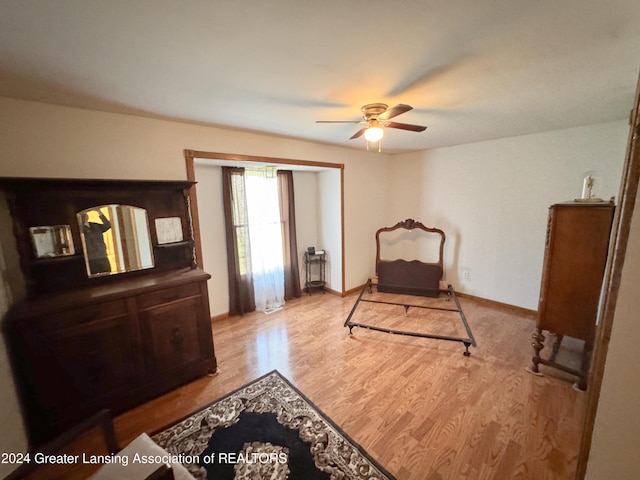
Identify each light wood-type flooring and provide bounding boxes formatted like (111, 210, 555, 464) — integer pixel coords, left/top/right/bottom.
(115, 291, 586, 480)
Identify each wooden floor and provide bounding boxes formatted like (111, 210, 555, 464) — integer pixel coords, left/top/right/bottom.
(115, 292, 586, 480)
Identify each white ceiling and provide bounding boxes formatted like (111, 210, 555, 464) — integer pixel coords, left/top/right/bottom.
(1, 1, 639, 153)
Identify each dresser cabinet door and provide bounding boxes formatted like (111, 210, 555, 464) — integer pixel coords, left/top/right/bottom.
(140, 296, 202, 375)
(45, 316, 135, 403)
(20, 302, 135, 439)
(138, 287, 213, 379)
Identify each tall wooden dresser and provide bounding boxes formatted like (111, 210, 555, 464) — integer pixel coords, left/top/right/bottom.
(530, 200, 615, 390)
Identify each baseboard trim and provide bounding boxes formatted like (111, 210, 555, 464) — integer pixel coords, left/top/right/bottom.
(455, 291, 537, 318)
(211, 312, 229, 323)
(343, 284, 365, 296)
(324, 287, 342, 297)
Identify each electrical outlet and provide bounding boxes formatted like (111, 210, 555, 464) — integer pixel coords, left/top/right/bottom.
(462, 268, 471, 281)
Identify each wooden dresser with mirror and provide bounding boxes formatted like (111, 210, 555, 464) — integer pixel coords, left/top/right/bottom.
(0, 178, 217, 447)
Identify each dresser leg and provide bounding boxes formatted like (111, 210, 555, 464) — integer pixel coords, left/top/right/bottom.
(577, 341, 594, 391)
(530, 329, 545, 374)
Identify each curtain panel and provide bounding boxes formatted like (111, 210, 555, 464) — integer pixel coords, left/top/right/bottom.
(222, 167, 255, 315)
(278, 170, 302, 300)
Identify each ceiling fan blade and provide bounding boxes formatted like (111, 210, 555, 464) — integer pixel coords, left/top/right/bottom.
(315, 120, 362, 124)
(385, 121, 427, 132)
(378, 104, 413, 120)
(350, 128, 366, 139)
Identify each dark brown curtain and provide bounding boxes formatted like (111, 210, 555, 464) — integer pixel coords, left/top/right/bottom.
(222, 167, 255, 315)
(278, 170, 302, 300)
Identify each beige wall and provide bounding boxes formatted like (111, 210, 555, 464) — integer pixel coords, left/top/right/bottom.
(190, 162, 228, 315)
(389, 121, 627, 309)
(293, 171, 322, 289)
(318, 168, 343, 290)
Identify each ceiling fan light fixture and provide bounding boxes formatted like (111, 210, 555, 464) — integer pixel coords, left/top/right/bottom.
(315, 103, 426, 150)
(364, 126, 383, 142)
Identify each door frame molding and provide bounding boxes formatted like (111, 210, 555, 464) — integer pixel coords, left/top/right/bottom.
(576, 71, 640, 478)
(183, 149, 346, 295)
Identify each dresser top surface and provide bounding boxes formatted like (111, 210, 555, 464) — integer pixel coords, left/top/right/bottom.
(6, 268, 210, 320)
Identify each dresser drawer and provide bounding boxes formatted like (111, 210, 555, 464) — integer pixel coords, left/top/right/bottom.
(36, 300, 129, 332)
(136, 282, 201, 310)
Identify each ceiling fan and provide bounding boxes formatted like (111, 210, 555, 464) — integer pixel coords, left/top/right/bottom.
(316, 103, 427, 143)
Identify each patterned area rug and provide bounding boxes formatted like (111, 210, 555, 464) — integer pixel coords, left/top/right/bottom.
(152, 370, 396, 480)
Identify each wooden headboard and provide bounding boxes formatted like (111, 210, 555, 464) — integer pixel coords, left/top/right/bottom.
(375, 218, 446, 297)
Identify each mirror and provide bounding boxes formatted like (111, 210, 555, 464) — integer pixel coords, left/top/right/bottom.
(77, 205, 154, 277)
(29, 225, 75, 258)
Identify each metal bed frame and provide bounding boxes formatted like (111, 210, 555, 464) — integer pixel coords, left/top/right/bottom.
(343, 219, 477, 356)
